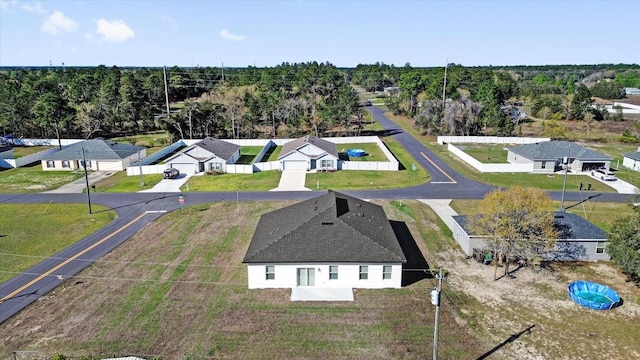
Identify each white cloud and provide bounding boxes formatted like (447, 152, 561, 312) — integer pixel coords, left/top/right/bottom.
(42, 11, 78, 34)
(219, 28, 245, 41)
(22, 1, 46, 13)
(0, 0, 18, 11)
(95, 18, 134, 42)
(161, 15, 178, 30)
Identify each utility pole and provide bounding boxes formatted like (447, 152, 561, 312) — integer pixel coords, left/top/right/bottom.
(82, 147, 92, 214)
(138, 148, 144, 187)
(429, 268, 444, 360)
(442, 59, 448, 107)
(560, 143, 570, 211)
(221, 62, 225, 82)
(163, 65, 171, 118)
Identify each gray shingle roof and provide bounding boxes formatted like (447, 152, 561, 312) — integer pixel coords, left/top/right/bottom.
(48, 139, 144, 160)
(509, 141, 611, 161)
(453, 212, 606, 240)
(278, 135, 338, 159)
(243, 191, 407, 264)
(194, 137, 240, 161)
(624, 151, 640, 161)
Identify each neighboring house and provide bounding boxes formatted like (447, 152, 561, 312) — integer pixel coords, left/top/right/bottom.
(623, 148, 640, 172)
(278, 135, 339, 171)
(164, 137, 241, 174)
(41, 139, 145, 171)
(243, 191, 407, 290)
(452, 212, 609, 261)
(507, 141, 612, 173)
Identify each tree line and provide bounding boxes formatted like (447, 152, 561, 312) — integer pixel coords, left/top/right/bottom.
(2, 62, 639, 142)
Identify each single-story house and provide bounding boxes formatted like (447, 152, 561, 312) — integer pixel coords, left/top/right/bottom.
(452, 212, 609, 261)
(623, 148, 640, 172)
(278, 135, 339, 171)
(164, 137, 241, 174)
(243, 191, 407, 291)
(41, 139, 145, 171)
(507, 141, 612, 173)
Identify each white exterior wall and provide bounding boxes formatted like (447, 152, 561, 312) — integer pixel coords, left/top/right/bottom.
(184, 146, 214, 159)
(298, 144, 326, 157)
(314, 153, 339, 170)
(247, 263, 403, 289)
(227, 149, 241, 164)
(41, 159, 79, 171)
(623, 156, 640, 171)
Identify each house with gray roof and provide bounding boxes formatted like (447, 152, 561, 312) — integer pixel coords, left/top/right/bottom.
(243, 191, 407, 293)
(41, 139, 145, 171)
(164, 137, 240, 174)
(278, 135, 339, 171)
(507, 141, 612, 173)
(452, 212, 609, 261)
(623, 147, 640, 172)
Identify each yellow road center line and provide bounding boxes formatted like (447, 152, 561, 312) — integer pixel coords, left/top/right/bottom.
(0, 212, 148, 303)
(420, 152, 457, 183)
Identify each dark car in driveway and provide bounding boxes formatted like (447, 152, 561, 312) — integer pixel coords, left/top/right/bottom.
(163, 168, 180, 179)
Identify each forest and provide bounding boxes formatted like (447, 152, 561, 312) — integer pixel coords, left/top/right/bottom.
(1, 62, 640, 142)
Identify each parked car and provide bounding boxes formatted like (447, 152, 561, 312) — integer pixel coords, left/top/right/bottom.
(362, 100, 372, 106)
(591, 168, 616, 181)
(163, 168, 180, 179)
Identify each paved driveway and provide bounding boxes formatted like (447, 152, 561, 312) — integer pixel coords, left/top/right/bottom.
(139, 173, 194, 193)
(270, 170, 310, 191)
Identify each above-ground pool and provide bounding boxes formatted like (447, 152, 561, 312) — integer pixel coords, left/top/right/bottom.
(568, 280, 621, 310)
(347, 149, 366, 157)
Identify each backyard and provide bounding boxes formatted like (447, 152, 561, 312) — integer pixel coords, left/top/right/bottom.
(1, 200, 638, 359)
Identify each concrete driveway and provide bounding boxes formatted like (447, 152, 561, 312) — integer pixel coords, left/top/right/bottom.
(139, 173, 195, 193)
(42, 171, 117, 194)
(270, 170, 311, 191)
(585, 172, 638, 194)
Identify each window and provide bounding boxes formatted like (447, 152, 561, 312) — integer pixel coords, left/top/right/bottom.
(359, 266, 368, 280)
(596, 241, 606, 254)
(541, 161, 546, 169)
(62, 160, 70, 168)
(265, 265, 275, 280)
(297, 268, 315, 286)
(46, 160, 55, 168)
(208, 162, 223, 171)
(383, 265, 392, 280)
(329, 265, 338, 280)
(321, 159, 333, 168)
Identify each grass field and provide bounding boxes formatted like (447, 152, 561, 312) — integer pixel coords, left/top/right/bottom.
(0, 200, 479, 359)
(455, 143, 509, 163)
(92, 171, 164, 193)
(0, 163, 85, 193)
(2, 200, 638, 359)
(182, 170, 282, 191)
(337, 142, 386, 161)
(0, 204, 115, 283)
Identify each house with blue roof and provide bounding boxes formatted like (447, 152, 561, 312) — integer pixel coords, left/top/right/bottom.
(507, 141, 612, 173)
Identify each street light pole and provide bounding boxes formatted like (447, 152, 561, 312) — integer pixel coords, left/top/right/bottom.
(429, 268, 444, 360)
(82, 147, 92, 214)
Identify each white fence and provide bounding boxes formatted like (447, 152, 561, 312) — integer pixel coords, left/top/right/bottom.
(131, 140, 185, 166)
(437, 136, 550, 145)
(0, 147, 61, 168)
(447, 143, 533, 173)
(126, 136, 399, 175)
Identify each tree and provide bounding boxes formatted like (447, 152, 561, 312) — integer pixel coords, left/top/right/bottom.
(569, 84, 592, 120)
(607, 212, 640, 283)
(468, 186, 559, 280)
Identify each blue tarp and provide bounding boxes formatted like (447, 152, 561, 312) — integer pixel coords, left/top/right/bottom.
(568, 280, 620, 310)
(347, 149, 366, 157)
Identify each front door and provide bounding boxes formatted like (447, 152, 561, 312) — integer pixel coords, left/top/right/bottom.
(297, 268, 315, 286)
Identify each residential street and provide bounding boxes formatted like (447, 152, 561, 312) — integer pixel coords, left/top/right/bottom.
(0, 106, 634, 324)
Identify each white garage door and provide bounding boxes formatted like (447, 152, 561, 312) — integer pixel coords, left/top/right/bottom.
(169, 162, 197, 174)
(283, 160, 307, 171)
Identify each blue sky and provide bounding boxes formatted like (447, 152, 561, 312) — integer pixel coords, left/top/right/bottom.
(1, 0, 638, 67)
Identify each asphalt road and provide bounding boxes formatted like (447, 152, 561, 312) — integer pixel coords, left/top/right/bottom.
(0, 107, 634, 325)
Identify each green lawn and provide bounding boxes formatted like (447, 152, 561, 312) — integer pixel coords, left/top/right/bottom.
(0, 163, 84, 193)
(112, 131, 171, 148)
(0, 204, 115, 283)
(265, 146, 282, 161)
(182, 170, 282, 191)
(10, 146, 56, 158)
(456, 143, 509, 163)
(92, 171, 165, 193)
(337, 142, 387, 161)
